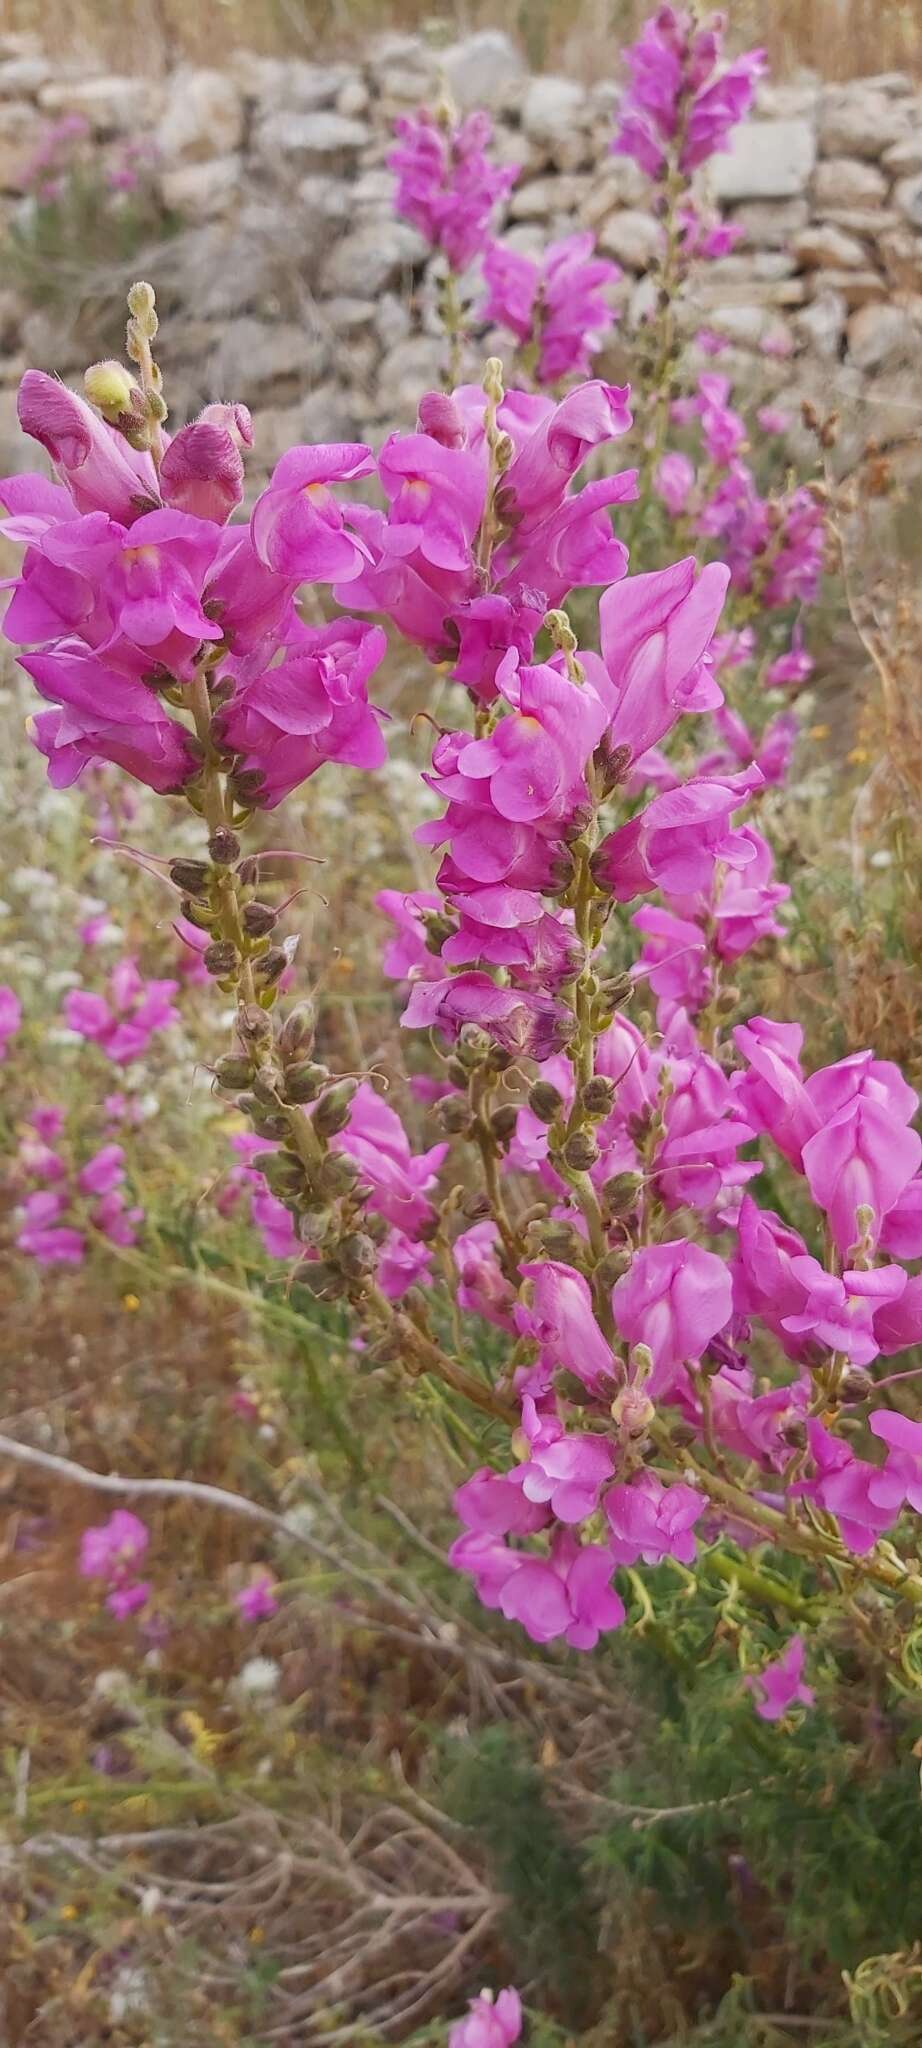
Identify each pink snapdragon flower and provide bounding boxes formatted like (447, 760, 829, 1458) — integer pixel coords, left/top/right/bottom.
(791, 1418, 897, 1555)
(235, 1571, 279, 1622)
(605, 1473, 705, 1565)
(0, 985, 21, 1060)
(453, 1221, 515, 1328)
(654, 451, 695, 518)
(449, 1988, 522, 2048)
(594, 767, 762, 903)
(745, 1636, 815, 1721)
(801, 1053, 922, 1256)
(403, 974, 571, 1062)
(611, 1239, 733, 1394)
(342, 380, 635, 677)
(454, 1525, 625, 1650)
(481, 233, 620, 384)
(64, 957, 179, 1065)
(389, 108, 517, 269)
(249, 442, 375, 582)
(22, 645, 202, 793)
(79, 1509, 151, 1619)
(594, 556, 729, 762)
(868, 1411, 922, 1513)
(216, 620, 387, 808)
(335, 1081, 447, 1242)
(16, 370, 160, 521)
(515, 1260, 616, 1392)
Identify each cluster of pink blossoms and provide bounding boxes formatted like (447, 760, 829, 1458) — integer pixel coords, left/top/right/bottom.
(449, 1989, 522, 2048)
(388, 108, 518, 272)
(64, 955, 179, 1065)
(13, 1105, 143, 1265)
(1, 374, 386, 807)
(0, 985, 21, 1061)
(480, 234, 621, 386)
(79, 1509, 151, 1618)
(614, 7, 765, 181)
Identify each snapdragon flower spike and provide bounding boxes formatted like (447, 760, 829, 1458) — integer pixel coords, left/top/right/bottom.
(388, 107, 517, 270)
(613, 9, 765, 182)
(341, 380, 636, 684)
(481, 233, 621, 385)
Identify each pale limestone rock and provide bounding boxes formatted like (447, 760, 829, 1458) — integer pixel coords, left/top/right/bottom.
(156, 69, 243, 164)
(160, 154, 241, 220)
(320, 219, 427, 297)
(442, 32, 523, 113)
(597, 209, 663, 270)
(813, 158, 887, 208)
(793, 224, 867, 269)
(847, 301, 919, 370)
(711, 119, 816, 201)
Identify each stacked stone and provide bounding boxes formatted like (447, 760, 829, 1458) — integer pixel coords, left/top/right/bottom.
(0, 29, 920, 481)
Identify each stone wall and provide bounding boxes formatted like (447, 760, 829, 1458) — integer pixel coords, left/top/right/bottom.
(1, 27, 921, 482)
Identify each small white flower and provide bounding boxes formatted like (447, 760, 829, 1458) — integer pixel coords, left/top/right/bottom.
(234, 1656, 280, 1700)
(281, 1502, 316, 1539)
(870, 849, 893, 870)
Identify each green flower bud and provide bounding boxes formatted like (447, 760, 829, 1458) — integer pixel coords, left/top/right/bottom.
(213, 1054, 254, 1091)
(313, 1077, 360, 1138)
(283, 1060, 329, 1104)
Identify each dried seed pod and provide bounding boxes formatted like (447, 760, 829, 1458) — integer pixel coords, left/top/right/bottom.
(580, 1076, 616, 1119)
(528, 1081, 565, 1123)
(207, 826, 240, 865)
(561, 1129, 600, 1172)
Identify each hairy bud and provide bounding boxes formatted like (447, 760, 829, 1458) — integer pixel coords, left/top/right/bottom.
(278, 1002, 316, 1061)
(203, 940, 238, 978)
(254, 1150, 307, 1196)
(580, 1075, 616, 1119)
(528, 1080, 565, 1123)
(313, 1077, 360, 1138)
(489, 1103, 519, 1143)
(169, 858, 210, 896)
(339, 1232, 377, 1279)
(317, 1154, 361, 1199)
(213, 1054, 254, 1091)
(438, 1096, 472, 1136)
(242, 901, 278, 938)
(208, 826, 240, 865)
(602, 1172, 643, 1217)
(561, 1129, 600, 1172)
(283, 1060, 329, 1104)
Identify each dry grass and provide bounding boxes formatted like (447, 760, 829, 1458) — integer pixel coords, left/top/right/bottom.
(3, 0, 921, 81)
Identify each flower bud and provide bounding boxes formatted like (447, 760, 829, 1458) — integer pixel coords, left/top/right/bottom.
(298, 1261, 346, 1300)
(460, 1191, 493, 1222)
(237, 1096, 289, 1141)
(445, 1058, 470, 1089)
(317, 1154, 361, 1198)
(781, 1420, 807, 1451)
(528, 1081, 565, 1123)
(203, 940, 238, 978)
(456, 1024, 491, 1065)
(313, 1078, 360, 1139)
(840, 1366, 873, 1402)
(283, 1060, 329, 1104)
(255, 947, 287, 986)
(561, 1129, 600, 1172)
(554, 1370, 598, 1409)
(296, 1206, 334, 1250)
(438, 1096, 472, 1135)
(529, 1220, 583, 1260)
(482, 357, 505, 403)
(593, 735, 633, 796)
(208, 826, 240, 865)
(489, 1104, 519, 1143)
(628, 1343, 655, 1388)
(256, 1150, 307, 1197)
(602, 1172, 643, 1216)
(84, 359, 140, 421)
(597, 972, 633, 1009)
(238, 1003, 273, 1048)
(242, 901, 278, 938)
(611, 1386, 655, 1436)
(278, 1002, 316, 1061)
(250, 1066, 283, 1107)
(127, 280, 158, 331)
(417, 389, 466, 449)
(169, 858, 211, 896)
(594, 1247, 632, 1286)
(493, 430, 515, 472)
(213, 1054, 253, 1091)
(580, 1076, 616, 1119)
(338, 1233, 377, 1279)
